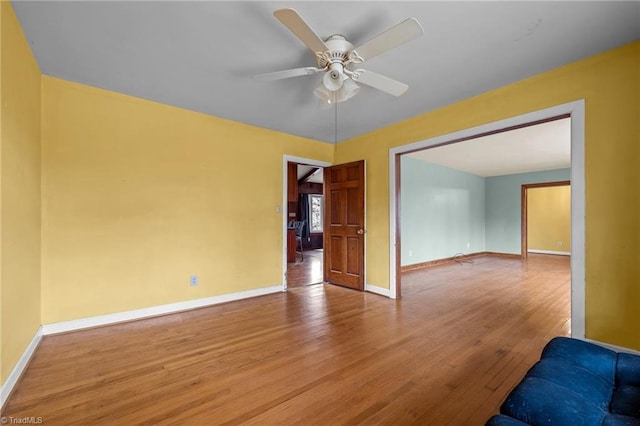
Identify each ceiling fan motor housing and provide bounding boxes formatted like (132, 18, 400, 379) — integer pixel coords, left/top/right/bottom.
(316, 34, 355, 70)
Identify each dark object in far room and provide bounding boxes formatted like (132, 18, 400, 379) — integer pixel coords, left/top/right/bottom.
(294, 220, 305, 261)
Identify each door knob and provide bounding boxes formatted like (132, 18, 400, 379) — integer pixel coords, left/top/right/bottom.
(357, 229, 365, 235)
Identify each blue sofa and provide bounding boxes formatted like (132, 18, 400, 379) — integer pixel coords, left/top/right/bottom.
(487, 337, 640, 425)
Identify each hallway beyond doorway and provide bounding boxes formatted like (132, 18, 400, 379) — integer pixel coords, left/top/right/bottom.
(287, 249, 324, 288)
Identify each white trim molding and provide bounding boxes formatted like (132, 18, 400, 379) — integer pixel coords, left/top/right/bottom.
(389, 100, 586, 339)
(528, 249, 571, 256)
(1, 327, 43, 410)
(586, 338, 640, 356)
(42, 285, 282, 335)
(365, 283, 391, 298)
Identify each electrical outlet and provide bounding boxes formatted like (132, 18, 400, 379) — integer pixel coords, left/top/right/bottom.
(190, 275, 198, 286)
(409, 250, 413, 257)
(467, 242, 471, 248)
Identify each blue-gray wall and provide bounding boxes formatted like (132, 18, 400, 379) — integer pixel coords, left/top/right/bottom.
(401, 156, 485, 265)
(485, 168, 571, 254)
(401, 157, 570, 265)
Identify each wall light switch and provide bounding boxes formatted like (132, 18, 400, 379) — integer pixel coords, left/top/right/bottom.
(275, 205, 281, 213)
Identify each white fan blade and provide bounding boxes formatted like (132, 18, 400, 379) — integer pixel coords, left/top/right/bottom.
(274, 9, 328, 54)
(253, 67, 321, 81)
(354, 18, 423, 62)
(351, 69, 408, 97)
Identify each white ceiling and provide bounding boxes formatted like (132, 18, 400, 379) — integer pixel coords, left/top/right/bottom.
(407, 117, 571, 177)
(11, 1, 640, 143)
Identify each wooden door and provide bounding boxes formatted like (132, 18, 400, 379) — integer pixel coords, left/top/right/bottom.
(324, 160, 365, 290)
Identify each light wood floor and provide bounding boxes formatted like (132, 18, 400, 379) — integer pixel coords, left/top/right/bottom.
(3, 254, 570, 425)
(286, 249, 324, 288)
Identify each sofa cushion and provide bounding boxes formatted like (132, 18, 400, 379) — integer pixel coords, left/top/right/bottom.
(526, 358, 613, 408)
(500, 377, 606, 425)
(610, 385, 640, 418)
(617, 353, 640, 387)
(489, 338, 640, 426)
(601, 414, 640, 426)
(541, 336, 616, 384)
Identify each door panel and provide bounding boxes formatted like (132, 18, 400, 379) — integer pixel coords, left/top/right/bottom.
(346, 237, 360, 275)
(324, 160, 365, 290)
(329, 236, 344, 272)
(330, 190, 342, 225)
(347, 187, 360, 225)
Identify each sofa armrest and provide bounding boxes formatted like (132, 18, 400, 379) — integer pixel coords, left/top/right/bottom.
(541, 337, 616, 383)
(500, 377, 607, 425)
(616, 353, 640, 387)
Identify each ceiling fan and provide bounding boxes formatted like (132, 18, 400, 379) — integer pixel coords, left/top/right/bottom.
(254, 9, 424, 104)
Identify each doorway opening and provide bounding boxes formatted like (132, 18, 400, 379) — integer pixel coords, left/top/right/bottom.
(282, 156, 367, 292)
(286, 161, 325, 288)
(282, 156, 331, 291)
(522, 181, 571, 259)
(389, 100, 585, 339)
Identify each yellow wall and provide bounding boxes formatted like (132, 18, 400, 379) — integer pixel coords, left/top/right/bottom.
(0, 1, 42, 382)
(337, 41, 640, 350)
(41, 77, 333, 323)
(527, 186, 571, 253)
(1, 0, 4, 384)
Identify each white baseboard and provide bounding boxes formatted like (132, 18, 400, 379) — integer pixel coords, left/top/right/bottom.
(42, 285, 283, 335)
(1, 327, 43, 410)
(365, 283, 391, 298)
(528, 249, 571, 256)
(585, 338, 640, 356)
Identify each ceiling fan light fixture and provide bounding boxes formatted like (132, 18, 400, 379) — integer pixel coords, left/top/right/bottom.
(313, 85, 331, 103)
(313, 77, 360, 104)
(322, 71, 343, 91)
(338, 78, 360, 102)
(322, 63, 345, 91)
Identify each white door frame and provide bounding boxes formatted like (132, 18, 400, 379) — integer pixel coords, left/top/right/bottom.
(282, 155, 332, 291)
(389, 100, 586, 339)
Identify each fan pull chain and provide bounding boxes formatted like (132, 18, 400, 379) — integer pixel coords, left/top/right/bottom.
(334, 96, 338, 144)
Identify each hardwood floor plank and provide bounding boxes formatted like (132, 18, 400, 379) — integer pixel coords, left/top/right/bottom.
(3, 254, 570, 425)
(286, 249, 324, 288)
